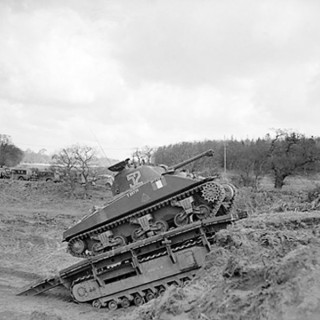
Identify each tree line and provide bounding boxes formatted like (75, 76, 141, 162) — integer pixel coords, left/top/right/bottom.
(2, 130, 320, 192)
(152, 130, 320, 189)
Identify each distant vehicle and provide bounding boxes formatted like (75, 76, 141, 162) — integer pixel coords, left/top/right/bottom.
(96, 174, 114, 188)
(10, 168, 35, 181)
(36, 170, 61, 182)
(0, 167, 11, 179)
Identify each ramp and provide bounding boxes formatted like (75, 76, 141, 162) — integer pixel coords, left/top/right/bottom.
(17, 214, 236, 301)
(17, 276, 62, 296)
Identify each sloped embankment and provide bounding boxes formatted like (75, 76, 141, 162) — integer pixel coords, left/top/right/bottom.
(134, 211, 320, 320)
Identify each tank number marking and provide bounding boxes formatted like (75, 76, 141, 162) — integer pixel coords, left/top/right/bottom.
(126, 188, 139, 197)
(127, 171, 142, 188)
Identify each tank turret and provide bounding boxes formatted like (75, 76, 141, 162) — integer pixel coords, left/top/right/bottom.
(108, 149, 214, 195)
(63, 150, 236, 258)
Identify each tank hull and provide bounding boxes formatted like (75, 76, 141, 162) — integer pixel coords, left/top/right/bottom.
(63, 175, 204, 241)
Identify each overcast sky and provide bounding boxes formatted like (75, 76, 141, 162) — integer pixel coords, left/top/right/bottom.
(0, 0, 319, 159)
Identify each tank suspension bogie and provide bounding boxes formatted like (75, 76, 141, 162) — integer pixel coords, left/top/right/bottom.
(193, 204, 211, 220)
(171, 182, 228, 226)
(174, 210, 190, 226)
(131, 214, 169, 241)
(91, 231, 127, 254)
(171, 196, 194, 226)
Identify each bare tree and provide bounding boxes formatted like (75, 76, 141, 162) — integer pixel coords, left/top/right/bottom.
(52, 145, 97, 198)
(74, 145, 97, 196)
(132, 146, 154, 165)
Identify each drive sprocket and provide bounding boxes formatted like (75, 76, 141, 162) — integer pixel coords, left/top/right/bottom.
(201, 181, 225, 203)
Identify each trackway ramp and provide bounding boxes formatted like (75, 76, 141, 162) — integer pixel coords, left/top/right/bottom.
(17, 214, 237, 309)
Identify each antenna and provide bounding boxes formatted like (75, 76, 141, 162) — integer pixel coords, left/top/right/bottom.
(224, 136, 227, 174)
(89, 129, 112, 166)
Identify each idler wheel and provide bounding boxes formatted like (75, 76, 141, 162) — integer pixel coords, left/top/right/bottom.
(174, 211, 189, 227)
(76, 286, 87, 298)
(69, 239, 87, 255)
(223, 183, 236, 201)
(108, 299, 118, 311)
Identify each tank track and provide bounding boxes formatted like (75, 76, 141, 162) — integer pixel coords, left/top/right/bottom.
(70, 236, 203, 289)
(68, 181, 235, 259)
(69, 236, 211, 309)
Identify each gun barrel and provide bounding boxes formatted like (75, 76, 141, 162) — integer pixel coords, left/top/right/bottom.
(169, 149, 214, 171)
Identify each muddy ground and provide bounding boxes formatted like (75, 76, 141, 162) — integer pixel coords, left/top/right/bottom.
(0, 179, 320, 320)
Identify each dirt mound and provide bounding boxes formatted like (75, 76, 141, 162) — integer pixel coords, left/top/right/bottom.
(133, 211, 320, 320)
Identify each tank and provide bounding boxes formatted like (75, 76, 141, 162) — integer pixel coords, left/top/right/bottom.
(63, 149, 236, 258)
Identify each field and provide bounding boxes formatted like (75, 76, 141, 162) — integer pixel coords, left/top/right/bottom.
(0, 177, 320, 320)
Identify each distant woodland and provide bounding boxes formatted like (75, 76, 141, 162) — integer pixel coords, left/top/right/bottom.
(1, 130, 320, 190)
(152, 130, 320, 189)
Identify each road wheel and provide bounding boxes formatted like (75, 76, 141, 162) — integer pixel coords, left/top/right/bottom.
(121, 297, 130, 308)
(91, 242, 102, 254)
(195, 204, 211, 220)
(158, 287, 166, 296)
(154, 220, 168, 235)
(133, 294, 144, 306)
(145, 291, 155, 302)
(108, 300, 118, 311)
(92, 299, 102, 309)
(174, 211, 189, 227)
(114, 235, 127, 248)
